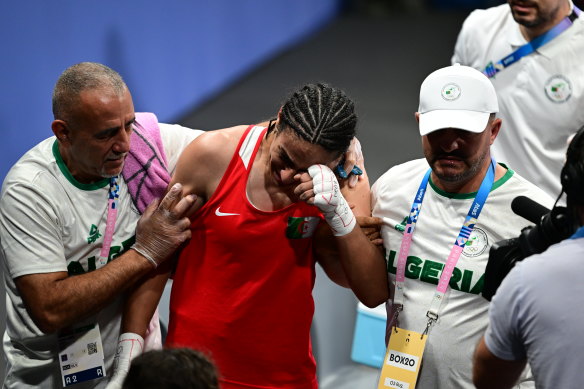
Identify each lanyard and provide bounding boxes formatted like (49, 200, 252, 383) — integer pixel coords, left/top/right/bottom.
(98, 176, 120, 266)
(393, 159, 496, 333)
(483, 6, 581, 78)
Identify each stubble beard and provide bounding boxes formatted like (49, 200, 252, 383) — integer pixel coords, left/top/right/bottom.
(100, 154, 127, 179)
(431, 150, 488, 185)
(510, 2, 560, 29)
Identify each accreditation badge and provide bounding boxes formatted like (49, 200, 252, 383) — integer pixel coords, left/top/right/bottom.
(377, 327, 427, 389)
(58, 324, 106, 386)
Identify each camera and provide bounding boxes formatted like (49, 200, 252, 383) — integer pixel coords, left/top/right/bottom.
(482, 197, 574, 301)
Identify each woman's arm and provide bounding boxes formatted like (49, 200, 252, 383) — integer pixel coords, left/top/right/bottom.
(302, 164, 389, 307)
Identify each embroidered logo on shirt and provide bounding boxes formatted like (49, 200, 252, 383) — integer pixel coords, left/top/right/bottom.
(87, 224, 102, 244)
(286, 217, 320, 239)
(462, 227, 488, 258)
(215, 207, 240, 216)
(441, 83, 461, 101)
(544, 75, 572, 103)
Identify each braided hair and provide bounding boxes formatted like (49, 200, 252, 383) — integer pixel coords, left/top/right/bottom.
(277, 83, 357, 155)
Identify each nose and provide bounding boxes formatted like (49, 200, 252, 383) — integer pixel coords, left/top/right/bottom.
(279, 167, 297, 184)
(434, 129, 461, 152)
(112, 127, 131, 154)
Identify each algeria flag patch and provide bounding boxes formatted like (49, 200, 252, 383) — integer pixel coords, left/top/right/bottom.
(286, 217, 320, 239)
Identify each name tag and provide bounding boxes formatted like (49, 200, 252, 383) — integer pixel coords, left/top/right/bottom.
(377, 327, 427, 389)
(58, 324, 106, 387)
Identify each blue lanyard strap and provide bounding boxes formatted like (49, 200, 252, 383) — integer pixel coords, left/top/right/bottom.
(401, 159, 495, 253)
(407, 169, 431, 227)
(108, 176, 120, 204)
(393, 159, 496, 330)
(483, 6, 581, 78)
(455, 158, 494, 247)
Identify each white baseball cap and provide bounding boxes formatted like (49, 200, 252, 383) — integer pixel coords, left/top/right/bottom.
(418, 64, 498, 136)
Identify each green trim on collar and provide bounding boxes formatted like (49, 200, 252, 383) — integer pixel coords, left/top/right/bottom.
(429, 162, 514, 199)
(52, 140, 109, 190)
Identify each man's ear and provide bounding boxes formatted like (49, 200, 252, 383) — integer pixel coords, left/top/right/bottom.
(489, 118, 502, 145)
(51, 120, 70, 143)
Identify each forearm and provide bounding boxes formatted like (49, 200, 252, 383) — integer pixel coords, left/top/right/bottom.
(108, 269, 169, 388)
(314, 225, 350, 287)
(17, 249, 154, 333)
(121, 261, 172, 338)
(335, 226, 388, 307)
(473, 336, 526, 389)
(336, 170, 388, 299)
(307, 164, 388, 303)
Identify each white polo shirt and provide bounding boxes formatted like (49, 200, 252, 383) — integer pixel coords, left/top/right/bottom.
(452, 3, 584, 198)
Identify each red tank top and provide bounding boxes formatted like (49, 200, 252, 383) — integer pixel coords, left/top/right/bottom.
(167, 125, 323, 389)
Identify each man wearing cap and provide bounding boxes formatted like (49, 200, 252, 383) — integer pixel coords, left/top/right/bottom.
(365, 64, 552, 388)
(452, 0, 584, 198)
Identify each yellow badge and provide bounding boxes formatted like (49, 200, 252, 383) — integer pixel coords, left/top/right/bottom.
(377, 327, 427, 389)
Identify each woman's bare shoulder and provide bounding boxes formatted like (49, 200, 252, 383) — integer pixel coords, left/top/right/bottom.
(171, 125, 251, 197)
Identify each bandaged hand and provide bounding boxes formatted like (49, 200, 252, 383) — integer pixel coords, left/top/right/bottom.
(105, 333, 144, 389)
(132, 183, 196, 268)
(302, 164, 356, 236)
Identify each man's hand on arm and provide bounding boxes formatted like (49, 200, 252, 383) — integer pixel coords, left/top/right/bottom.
(358, 216, 383, 246)
(15, 183, 196, 334)
(130, 182, 195, 267)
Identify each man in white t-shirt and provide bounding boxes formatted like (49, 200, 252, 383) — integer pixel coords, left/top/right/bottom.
(366, 64, 552, 388)
(0, 62, 202, 388)
(473, 126, 584, 389)
(452, 0, 584, 198)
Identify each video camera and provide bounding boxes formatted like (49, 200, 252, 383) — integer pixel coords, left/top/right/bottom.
(482, 196, 574, 301)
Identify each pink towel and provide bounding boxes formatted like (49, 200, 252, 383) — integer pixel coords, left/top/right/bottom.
(122, 112, 171, 213)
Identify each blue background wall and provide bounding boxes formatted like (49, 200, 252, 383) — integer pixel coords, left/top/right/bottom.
(0, 0, 341, 179)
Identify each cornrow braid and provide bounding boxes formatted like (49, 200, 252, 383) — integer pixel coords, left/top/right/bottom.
(279, 83, 357, 154)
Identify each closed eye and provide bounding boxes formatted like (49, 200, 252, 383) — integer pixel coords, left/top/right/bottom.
(279, 148, 296, 169)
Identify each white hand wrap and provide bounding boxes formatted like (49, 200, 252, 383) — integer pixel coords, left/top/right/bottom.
(106, 332, 144, 389)
(309, 164, 356, 237)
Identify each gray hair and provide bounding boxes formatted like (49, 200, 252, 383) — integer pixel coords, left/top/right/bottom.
(52, 62, 127, 121)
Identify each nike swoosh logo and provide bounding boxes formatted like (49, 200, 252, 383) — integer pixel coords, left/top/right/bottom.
(215, 207, 240, 217)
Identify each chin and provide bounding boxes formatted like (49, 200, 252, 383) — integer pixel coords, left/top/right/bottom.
(510, 7, 540, 26)
(434, 166, 467, 182)
(101, 167, 124, 179)
(514, 16, 540, 27)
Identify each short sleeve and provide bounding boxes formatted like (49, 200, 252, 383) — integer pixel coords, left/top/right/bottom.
(483, 264, 527, 361)
(0, 176, 67, 278)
